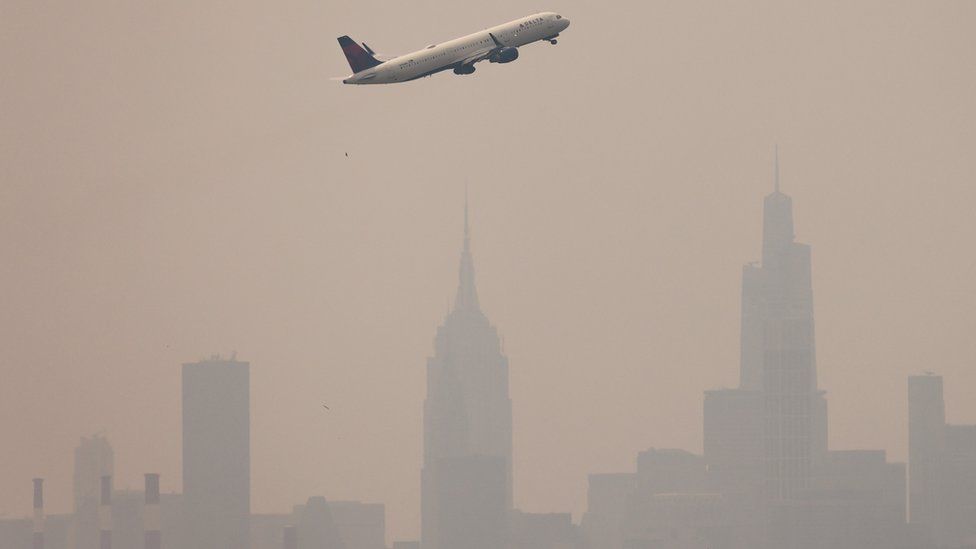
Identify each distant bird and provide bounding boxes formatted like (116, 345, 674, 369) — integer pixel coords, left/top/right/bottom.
(322, 404, 331, 410)
(345, 152, 349, 157)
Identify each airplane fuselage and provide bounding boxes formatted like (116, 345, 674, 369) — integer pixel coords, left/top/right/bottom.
(342, 12, 570, 84)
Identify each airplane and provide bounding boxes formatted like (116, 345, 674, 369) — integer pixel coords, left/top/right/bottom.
(337, 12, 570, 84)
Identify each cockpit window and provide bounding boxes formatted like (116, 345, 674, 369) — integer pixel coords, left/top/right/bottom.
(556, 14, 562, 19)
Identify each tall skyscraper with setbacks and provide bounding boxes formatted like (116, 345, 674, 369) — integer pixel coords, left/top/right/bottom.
(182, 356, 250, 549)
(706, 152, 825, 507)
(421, 200, 513, 549)
(741, 153, 823, 501)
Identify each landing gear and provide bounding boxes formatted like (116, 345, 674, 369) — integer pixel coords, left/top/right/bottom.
(549, 39, 558, 45)
(453, 65, 476, 75)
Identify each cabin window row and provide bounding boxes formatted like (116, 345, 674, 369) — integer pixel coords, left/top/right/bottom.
(397, 38, 493, 68)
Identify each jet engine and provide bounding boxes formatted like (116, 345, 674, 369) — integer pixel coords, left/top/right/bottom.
(489, 47, 519, 63)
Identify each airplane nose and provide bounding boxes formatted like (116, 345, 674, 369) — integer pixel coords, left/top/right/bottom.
(562, 18, 570, 28)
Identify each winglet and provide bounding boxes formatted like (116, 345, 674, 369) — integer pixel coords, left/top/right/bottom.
(362, 42, 377, 56)
(489, 33, 504, 47)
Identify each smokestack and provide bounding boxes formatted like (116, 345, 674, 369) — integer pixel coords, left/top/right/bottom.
(99, 475, 112, 549)
(32, 478, 44, 549)
(144, 474, 161, 549)
(283, 525, 297, 549)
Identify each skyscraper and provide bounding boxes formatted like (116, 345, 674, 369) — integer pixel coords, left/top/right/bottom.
(182, 355, 250, 549)
(750, 151, 821, 501)
(421, 199, 513, 549)
(706, 151, 823, 506)
(907, 373, 976, 546)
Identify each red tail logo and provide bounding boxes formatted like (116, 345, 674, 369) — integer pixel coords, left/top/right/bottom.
(338, 36, 383, 73)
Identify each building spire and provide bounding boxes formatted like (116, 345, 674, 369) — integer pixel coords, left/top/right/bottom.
(454, 188, 480, 312)
(762, 145, 796, 264)
(774, 144, 780, 193)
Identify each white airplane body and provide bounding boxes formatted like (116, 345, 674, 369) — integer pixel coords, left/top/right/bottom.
(338, 12, 570, 84)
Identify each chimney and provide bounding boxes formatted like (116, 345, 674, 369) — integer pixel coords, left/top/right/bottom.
(32, 478, 44, 549)
(99, 475, 112, 549)
(144, 474, 161, 549)
(283, 525, 297, 549)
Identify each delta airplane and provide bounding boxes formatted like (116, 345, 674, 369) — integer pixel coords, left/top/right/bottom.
(337, 12, 570, 84)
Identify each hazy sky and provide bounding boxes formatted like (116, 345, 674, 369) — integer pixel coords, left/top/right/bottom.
(1, 0, 974, 543)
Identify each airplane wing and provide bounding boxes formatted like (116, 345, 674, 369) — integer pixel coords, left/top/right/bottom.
(457, 33, 506, 67)
(458, 47, 496, 67)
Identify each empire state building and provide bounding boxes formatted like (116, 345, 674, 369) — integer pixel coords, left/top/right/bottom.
(421, 200, 513, 549)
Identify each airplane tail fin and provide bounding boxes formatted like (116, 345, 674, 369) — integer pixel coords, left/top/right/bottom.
(337, 35, 383, 73)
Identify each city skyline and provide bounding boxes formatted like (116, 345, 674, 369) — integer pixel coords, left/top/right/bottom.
(2, 2, 975, 544)
(3, 172, 974, 544)
(5, 179, 974, 548)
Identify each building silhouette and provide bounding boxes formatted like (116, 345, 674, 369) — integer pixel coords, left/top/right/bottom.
(296, 497, 344, 549)
(705, 151, 828, 517)
(908, 374, 946, 537)
(580, 473, 637, 549)
(72, 435, 114, 549)
(7, 156, 976, 549)
(329, 501, 386, 549)
(421, 199, 513, 549)
(510, 511, 582, 549)
(703, 389, 763, 503)
(581, 154, 920, 549)
(908, 373, 976, 547)
(182, 355, 251, 549)
(250, 499, 384, 549)
(749, 152, 821, 500)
